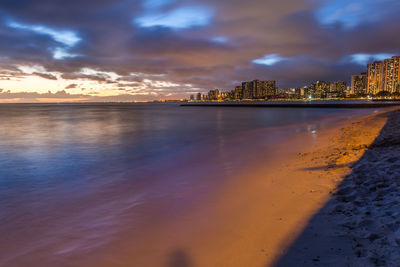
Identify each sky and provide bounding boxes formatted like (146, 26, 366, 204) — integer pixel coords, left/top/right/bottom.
(0, 0, 399, 102)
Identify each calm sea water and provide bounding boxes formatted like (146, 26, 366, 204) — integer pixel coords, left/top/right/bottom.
(0, 103, 376, 266)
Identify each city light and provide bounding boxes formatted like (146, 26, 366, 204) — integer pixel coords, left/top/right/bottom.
(193, 55, 400, 102)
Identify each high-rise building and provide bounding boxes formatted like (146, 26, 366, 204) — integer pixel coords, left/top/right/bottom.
(335, 81, 347, 97)
(190, 94, 194, 101)
(240, 80, 276, 99)
(295, 87, 306, 97)
(252, 80, 261, 98)
(302, 86, 311, 98)
(234, 86, 243, 99)
(351, 73, 367, 95)
(383, 56, 400, 93)
(196, 92, 202, 101)
(327, 83, 337, 98)
(395, 56, 400, 93)
(346, 85, 352, 97)
(329, 83, 336, 92)
(208, 89, 220, 100)
(242, 81, 252, 99)
(383, 58, 395, 93)
(311, 81, 330, 98)
(367, 61, 383, 94)
(262, 81, 277, 97)
(308, 81, 345, 98)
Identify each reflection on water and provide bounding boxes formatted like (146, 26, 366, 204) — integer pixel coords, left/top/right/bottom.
(0, 103, 375, 266)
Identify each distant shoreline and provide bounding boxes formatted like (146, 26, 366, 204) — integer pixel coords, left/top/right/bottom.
(181, 102, 400, 108)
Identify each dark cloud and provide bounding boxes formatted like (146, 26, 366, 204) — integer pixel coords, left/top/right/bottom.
(116, 82, 141, 87)
(117, 76, 144, 82)
(0, 0, 399, 95)
(61, 73, 112, 83)
(33, 72, 57, 80)
(65, 83, 77, 89)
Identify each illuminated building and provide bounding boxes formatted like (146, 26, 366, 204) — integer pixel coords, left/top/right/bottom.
(253, 80, 263, 98)
(395, 56, 400, 93)
(383, 56, 400, 93)
(295, 87, 306, 97)
(351, 73, 367, 95)
(303, 86, 312, 98)
(310, 81, 330, 98)
(240, 80, 276, 99)
(329, 83, 336, 93)
(234, 86, 243, 99)
(196, 92, 202, 101)
(335, 81, 347, 98)
(367, 61, 383, 94)
(383, 58, 394, 93)
(327, 83, 336, 98)
(262, 81, 277, 97)
(208, 89, 220, 100)
(220, 91, 234, 100)
(242, 82, 252, 99)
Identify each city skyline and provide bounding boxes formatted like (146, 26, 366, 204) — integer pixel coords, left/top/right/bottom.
(0, 0, 400, 102)
(199, 55, 400, 101)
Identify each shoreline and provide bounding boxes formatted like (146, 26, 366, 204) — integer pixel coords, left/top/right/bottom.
(181, 102, 400, 108)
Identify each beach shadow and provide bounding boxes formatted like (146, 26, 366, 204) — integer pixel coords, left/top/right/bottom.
(166, 249, 192, 267)
(272, 110, 400, 266)
(301, 162, 355, 171)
